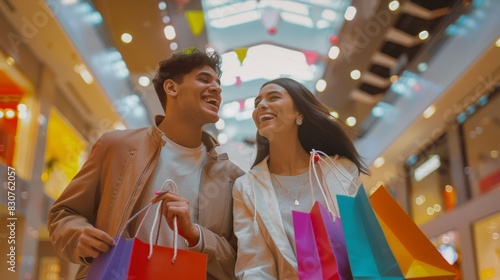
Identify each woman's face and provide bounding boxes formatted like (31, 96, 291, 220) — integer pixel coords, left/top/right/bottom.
(252, 83, 302, 141)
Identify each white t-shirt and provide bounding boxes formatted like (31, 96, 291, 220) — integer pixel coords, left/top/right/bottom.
(132, 135, 207, 250)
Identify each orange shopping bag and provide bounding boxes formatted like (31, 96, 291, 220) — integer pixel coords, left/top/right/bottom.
(369, 186, 457, 279)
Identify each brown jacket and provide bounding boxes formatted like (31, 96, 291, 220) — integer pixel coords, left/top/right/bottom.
(48, 116, 244, 279)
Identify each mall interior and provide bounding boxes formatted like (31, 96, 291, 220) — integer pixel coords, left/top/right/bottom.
(1, 0, 500, 279)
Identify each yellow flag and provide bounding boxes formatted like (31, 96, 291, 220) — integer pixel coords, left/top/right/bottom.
(185, 10, 205, 36)
(234, 48, 248, 65)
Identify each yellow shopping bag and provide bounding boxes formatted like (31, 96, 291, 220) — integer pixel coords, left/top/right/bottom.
(369, 186, 457, 279)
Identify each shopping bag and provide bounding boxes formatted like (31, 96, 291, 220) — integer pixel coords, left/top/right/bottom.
(127, 237, 207, 279)
(293, 201, 352, 280)
(309, 202, 352, 280)
(293, 210, 324, 280)
(337, 185, 405, 279)
(369, 186, 457, 279)
(86, 236, 133, 279)
(87, 179, 208, 279)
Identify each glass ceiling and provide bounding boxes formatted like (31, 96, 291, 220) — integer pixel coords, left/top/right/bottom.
(202, 0, 351, 91)
(201, 0, 352, 141)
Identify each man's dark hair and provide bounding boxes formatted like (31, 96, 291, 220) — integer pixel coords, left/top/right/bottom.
(152, 48, 222, 111)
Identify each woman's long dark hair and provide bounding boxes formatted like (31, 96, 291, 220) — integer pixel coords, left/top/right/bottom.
(252, 77, 370, 175)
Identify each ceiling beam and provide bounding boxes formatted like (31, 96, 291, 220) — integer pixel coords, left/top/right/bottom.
(385, 27, 423, 47)
(402, 2, 450, 20)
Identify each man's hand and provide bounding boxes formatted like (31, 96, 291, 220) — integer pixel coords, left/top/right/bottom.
(151, 192, 200, 247)
(76, 227, 115, 259)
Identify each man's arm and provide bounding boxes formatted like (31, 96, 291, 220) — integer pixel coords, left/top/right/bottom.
(47, 137, 113, 264)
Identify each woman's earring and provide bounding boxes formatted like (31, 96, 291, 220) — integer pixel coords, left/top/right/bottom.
(296, 118, 303, 125)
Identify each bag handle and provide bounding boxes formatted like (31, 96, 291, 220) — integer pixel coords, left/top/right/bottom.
(309, 149, 360, 218)
(117, 179, 180, 263)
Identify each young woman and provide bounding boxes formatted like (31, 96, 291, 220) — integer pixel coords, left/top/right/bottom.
(233, 77, 370, 279)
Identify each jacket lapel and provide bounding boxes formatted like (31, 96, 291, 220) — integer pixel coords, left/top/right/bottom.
(248, 159, 297, 267)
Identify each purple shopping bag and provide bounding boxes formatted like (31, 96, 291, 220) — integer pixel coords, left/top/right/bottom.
(86, 236, 134, 279)
(309, 202, 352, 280)
(293, 201, 352, 280)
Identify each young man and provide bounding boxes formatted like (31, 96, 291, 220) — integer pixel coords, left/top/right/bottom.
(48, 48, 244, 279)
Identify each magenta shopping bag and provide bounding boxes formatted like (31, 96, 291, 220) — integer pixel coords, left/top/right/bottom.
(293, 201, 352, 280)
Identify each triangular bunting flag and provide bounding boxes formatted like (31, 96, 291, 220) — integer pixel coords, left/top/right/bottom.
(234, 48, 248, 65)
(185, 10, 205, 36)
(303, 50, 319, 65)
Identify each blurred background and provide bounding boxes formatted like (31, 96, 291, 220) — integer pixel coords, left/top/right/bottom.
(0, 0, 499, 279)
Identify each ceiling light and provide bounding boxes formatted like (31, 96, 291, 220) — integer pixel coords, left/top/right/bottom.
(329, 111, 339, 119)
(121, 33, 132, 43)
(491, 150, 499, 159)
(17, 103, 27, 112)
(496, 37, 500, 47)
(74, 64, 94, 84)
(0, 110, 3, 118)
(221, 101, 240, 119)
(170, 42, 178, 50)
(138, 76, 150, 87)
(215, 119, 225, 130)
(346, 116, 357, 126)
(415, 195, 425, 205)
(277, 1, 309, 15)
(85, 11, 103, 25)
(18, 110, 27, 119)
(316, 19, 330, 29)
(373, 157, 385, 168)
(417, 62, 428, 72)
(209, 11, 261, 28)
(164, 25, 176, 40)
(206, 1, 256, 19)
(422, 105, 436, 119)
(388, 1, 400, 11)
(218, 133, 228, 144)
(280, 12, 313, 28)
(418, 30, 429, 40)
(372, 106, 384, 117)
(414, 155, 440, 182)
(315, 79, 327, 92)
(6, 56, 15, 66)
(5, 109, 15, 119)
(321, 9, 337, 21)
(328, 46, 340, 59)
(61, 0, 78, 5)
(433, 204, 442, 212)
(350, 70, 361, 80)
(158, 1, 167, 10)
(162, 16, 170, 24)
(344, 6, 356, 21)
(445, 185, 454, 192)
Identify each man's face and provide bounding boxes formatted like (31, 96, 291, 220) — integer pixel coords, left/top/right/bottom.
(167, 65, 222, 125)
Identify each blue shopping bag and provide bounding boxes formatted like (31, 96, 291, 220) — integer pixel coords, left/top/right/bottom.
(86, 236, 134, 279)
(337, 185, 404, 280)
